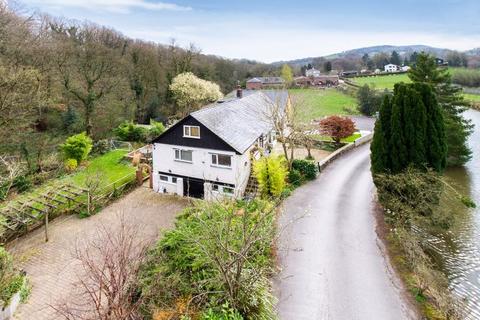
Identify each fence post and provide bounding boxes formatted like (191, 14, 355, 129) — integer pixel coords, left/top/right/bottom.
(87, 190, 91, 216)
(44, 211, 49, 242)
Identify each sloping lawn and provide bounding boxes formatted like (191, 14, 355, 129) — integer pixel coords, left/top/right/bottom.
(290, 88, 358, 123)
(1, 150, 135, 208)
(66, 150, 135, 189)
(352, 74, 411, 90)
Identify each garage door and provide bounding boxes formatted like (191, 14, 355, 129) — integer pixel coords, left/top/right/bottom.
(183, 178, 204, 198)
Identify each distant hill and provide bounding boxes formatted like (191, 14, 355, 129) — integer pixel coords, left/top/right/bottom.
(272, 45, 454, 67)
(466, 48, 480, 56)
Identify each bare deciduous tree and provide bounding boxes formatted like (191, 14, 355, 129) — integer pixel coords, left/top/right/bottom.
(0, 156, 24, 200)
(53, 216, 149, 320)
(265, 94, 306, 168)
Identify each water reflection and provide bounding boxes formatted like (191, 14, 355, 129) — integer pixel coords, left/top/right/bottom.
(425, 110, 480, 319)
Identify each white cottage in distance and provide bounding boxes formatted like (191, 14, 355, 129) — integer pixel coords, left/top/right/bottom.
(151, 89, 290, 200)
(384, 64, 399, 72)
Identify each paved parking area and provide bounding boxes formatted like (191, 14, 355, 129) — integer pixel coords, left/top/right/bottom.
(8, 187, 188, 320)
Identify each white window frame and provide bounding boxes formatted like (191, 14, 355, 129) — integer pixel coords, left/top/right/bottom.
(174, 149, 193, 163)
(211, 184, 235, 197)
(158, 174, 178, 185)
(183, 125, 200, 139)
(211, 153, 232, 168)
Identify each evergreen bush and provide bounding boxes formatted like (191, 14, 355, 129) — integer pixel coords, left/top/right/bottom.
(288, 169, 303, 187)
(292, 159, 318, 180)
(60, 132, 93, 164)
(114, 121, 148, 142)
(64, 158, 78, 172)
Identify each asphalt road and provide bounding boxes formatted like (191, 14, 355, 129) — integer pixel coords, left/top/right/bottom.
(275, 144, 417, 320)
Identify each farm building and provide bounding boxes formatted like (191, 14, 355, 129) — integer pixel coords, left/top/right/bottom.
(246, 77, 285, 89)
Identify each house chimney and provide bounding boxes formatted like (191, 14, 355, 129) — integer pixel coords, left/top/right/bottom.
(236, 82, 243, 98)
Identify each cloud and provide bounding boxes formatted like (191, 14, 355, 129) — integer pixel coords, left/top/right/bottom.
(23, 0, 192, 13)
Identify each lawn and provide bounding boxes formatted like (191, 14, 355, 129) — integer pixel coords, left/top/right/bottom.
(290, 88, 359, 123)
(66, 150, 135, 190)
(1, 150, 135, 208)
(311, 133, 362, 143)
(352, 74, 411, 90)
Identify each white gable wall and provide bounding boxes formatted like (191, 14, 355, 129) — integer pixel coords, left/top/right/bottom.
(152, 143, 251, 197)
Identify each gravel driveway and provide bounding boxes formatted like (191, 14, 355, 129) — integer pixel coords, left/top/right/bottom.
(8, 186, 188, 320)
(275, 144, 417, 320)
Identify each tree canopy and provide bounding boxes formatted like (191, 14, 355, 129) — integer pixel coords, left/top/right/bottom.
(371, 83, 447, 174)
(408, 52, 473, 166)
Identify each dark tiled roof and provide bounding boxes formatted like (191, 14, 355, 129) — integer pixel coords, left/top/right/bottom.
(191, 92, 279, 154)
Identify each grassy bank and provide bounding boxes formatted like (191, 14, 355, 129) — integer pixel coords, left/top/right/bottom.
(289, 88, 358, 123)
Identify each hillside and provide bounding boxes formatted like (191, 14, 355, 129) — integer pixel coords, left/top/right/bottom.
(273, 44, 452, 67)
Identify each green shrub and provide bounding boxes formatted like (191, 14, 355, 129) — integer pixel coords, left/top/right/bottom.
(148, 120, 166, 140)
(253, 155, 288, 198)
(201, 303, 243, 320)
(0, 246, 25, 306)
(288, 169, 303, 187)
(92, 139, 111, 155)
(114, 121, 148, 142)
(139, 200, 276, 319)
(60, 132, 93, 164)
(64, 158, 78, 172)
(292, 159, 318, 180)
(12, 175, 32, 193)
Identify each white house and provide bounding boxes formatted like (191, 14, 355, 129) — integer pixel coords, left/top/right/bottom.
(384, 64, 399, 72)
(400, 65, 411, 72)
(305, 67, 321, 77)
(151, 90, 289, 201)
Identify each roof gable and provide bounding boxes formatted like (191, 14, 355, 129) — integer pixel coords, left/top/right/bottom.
(152, 116, 238, 153)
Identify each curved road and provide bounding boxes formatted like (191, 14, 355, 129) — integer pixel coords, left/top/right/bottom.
(275, 144, 417, 320)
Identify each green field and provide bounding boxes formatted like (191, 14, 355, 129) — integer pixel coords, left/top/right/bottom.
(352, 74, 411, 90)
(289, 88, 358, 122)
(351, 73, 480, 103)
(464, 93, 480, 103)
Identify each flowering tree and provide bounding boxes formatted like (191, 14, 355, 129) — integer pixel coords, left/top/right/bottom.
(319, 116, 356, 144)
(169, 72, 223, 116)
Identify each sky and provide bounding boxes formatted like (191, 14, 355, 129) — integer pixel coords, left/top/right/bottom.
(16, 0, 480, 63)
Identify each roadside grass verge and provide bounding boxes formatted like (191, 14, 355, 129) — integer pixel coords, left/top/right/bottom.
(289, 88, 359, 123)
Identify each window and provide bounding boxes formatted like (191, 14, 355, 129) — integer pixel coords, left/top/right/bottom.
(160, 175, 169, 182)
(211, 154, 232, 167)
(183, 125, 200, 138)
(175, 149, 193, 162)
(172, 177, 177, 183)
(223, 187, 234, 195)
(212, 184, 219, 192)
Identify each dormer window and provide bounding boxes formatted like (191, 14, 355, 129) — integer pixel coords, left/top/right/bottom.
(183, 125, 200, 139)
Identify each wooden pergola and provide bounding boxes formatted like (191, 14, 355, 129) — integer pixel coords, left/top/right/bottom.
(0, 184, 88, 243)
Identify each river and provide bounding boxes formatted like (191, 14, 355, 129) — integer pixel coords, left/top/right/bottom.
(424, 109, 480, 319)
